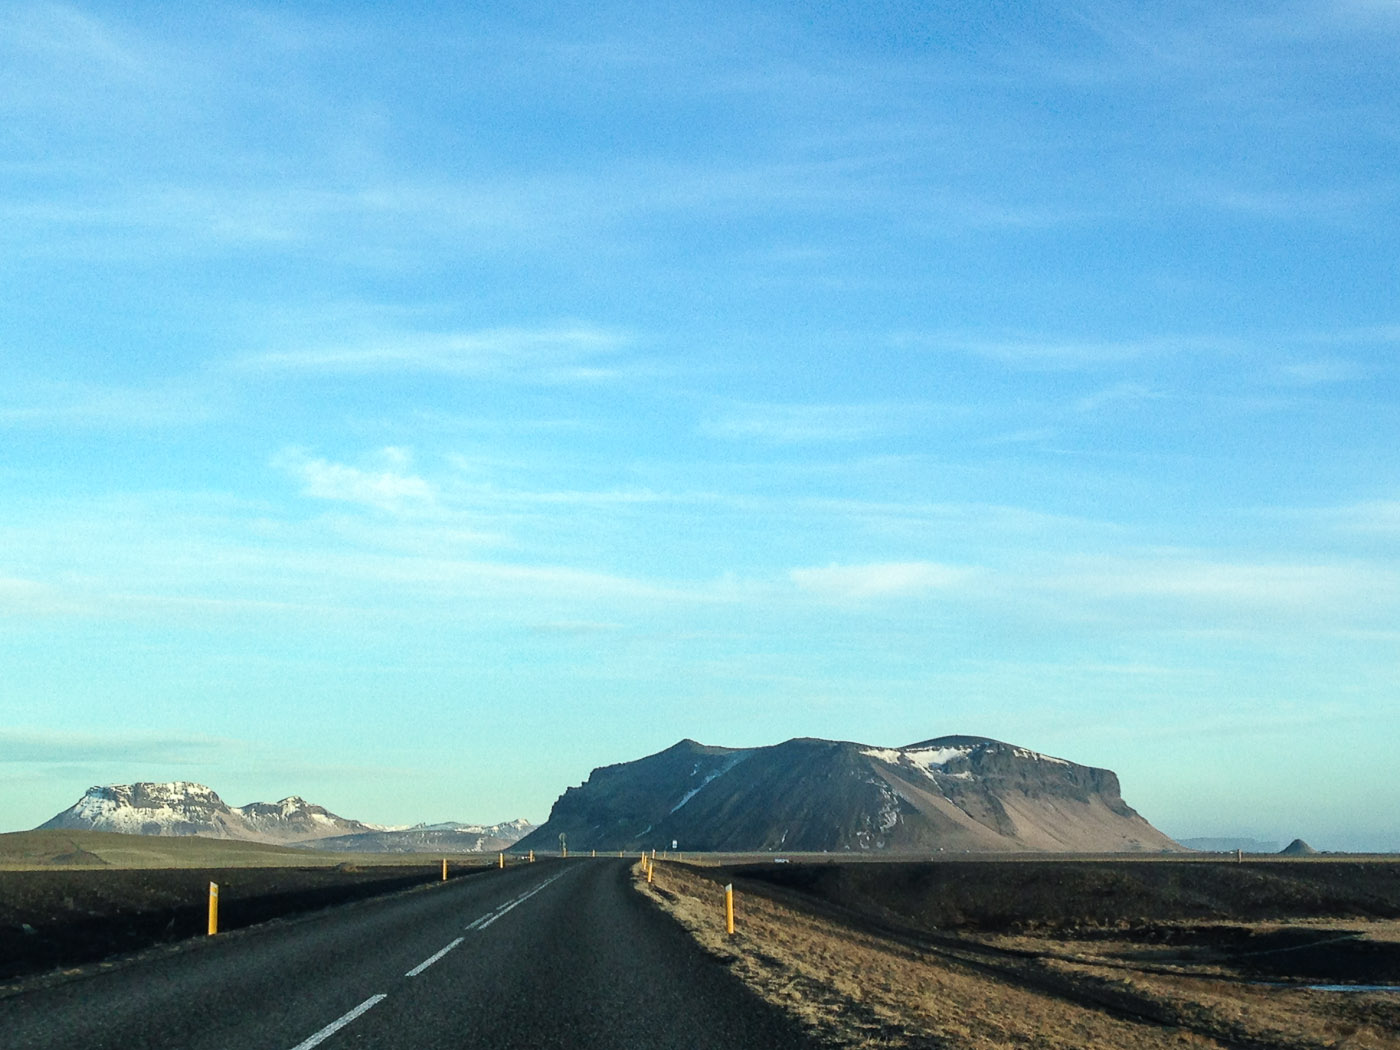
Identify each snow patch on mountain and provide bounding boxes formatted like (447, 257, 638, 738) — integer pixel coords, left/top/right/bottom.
(862, 739, 1072, 782)
(669, 750, 753, 814)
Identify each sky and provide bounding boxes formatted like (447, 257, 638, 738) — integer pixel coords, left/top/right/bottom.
(2, 1, 1397, 851)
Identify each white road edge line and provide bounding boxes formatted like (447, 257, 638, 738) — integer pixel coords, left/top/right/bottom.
(405, 936, 465, 977)
(288, 993, 387, 1050)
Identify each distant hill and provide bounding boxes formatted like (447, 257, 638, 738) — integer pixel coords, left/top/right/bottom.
(311, 820, 536, 854)
(1279, 838, 1319, 856)
(37, 783, 532, 852)
(514, 735, 1181, 854)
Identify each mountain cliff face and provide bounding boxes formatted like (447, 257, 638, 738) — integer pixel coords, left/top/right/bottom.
(37, 783, 533, 851)
(514, 736, 1181, 854)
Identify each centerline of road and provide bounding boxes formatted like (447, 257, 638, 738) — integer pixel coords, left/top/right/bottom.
(465, 870, 566, 932)
(288, 994, 387, 1050)
(285, 868, 572, 1050)
(403, 936, 464, 978)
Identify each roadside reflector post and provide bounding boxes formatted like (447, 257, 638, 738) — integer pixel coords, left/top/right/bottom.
(207, 882, 219, 936)
(724, 883, 734, 936)
(441, 859, 448, 881)
(647, 858, 654, 884)
(591, 849, 596, 858)
(528, 850, 535, 863)
(498, 852, 505, 869)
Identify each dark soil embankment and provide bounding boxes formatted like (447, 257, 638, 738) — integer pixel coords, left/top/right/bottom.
(725, 859, 1400, 931)
(0, 865, 474, 982)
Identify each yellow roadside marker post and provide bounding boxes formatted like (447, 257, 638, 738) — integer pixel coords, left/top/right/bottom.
(498, 852, 505, 869)
(441, 859, 448, 881)
(647, 858, 654, 884)
(724, 883, 735, 936)
(207, 882, 219, 936)
(528, 850, 535, 863)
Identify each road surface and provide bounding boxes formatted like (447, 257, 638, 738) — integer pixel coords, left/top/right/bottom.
(1, 859, 821, 1049)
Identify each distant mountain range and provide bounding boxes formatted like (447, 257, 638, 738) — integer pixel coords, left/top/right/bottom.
(37, 782, 534, 853)
(515, 735, 1181, 854)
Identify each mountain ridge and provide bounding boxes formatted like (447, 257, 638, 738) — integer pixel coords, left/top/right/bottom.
(37, 782, 533, 852)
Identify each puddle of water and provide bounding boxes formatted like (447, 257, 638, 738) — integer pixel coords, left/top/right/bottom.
(1306, 984, 1400, 993)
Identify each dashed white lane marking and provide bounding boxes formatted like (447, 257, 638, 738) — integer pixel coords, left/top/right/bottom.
(405, 936, 465, 977)
(286, 869, 570, 1049)
(466, 871, 566, 931)
(288, 993, 387, 1050)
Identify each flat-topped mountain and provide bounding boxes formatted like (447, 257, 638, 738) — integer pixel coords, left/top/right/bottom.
(37, 782, 533, 852)
(514, 735, 1181, 854)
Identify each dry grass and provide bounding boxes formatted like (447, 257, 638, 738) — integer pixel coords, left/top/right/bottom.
(635, 860, 1400, 1050)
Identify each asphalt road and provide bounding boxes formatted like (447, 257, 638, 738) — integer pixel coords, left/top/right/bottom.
(0, 859, 821, 1049)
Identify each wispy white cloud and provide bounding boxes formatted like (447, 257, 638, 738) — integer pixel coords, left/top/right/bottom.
(783, 550, 1398, 636)
(0, 577, 89, 616)
(1276, 357, 1365, 385)
(1033, 555, 1399, 623)
(0, 379, 221, 428)
(275, 447, 436, 513)
(1072, 382, 1163, 414)
(1303, 498, 1400, 536)
(890, 332, 1216, 371)
(790, 561, 973, 599)
(0, 727, 241, 765)
(242, 325, 632, 383)
(704, 402, 930, 444)
(1, 3, 156, 84)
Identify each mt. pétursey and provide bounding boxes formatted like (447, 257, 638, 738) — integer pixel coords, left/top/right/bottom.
(515, 735, 1181, 854)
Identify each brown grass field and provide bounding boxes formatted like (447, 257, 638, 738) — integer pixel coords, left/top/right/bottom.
(635, 855, 1400, 1049)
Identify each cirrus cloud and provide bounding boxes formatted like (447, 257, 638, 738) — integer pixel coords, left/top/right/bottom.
(790, 560, 973, 599)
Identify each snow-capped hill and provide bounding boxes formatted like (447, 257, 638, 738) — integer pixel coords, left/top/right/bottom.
(39, 782, 250, 839)
(235, 796, 376, 840)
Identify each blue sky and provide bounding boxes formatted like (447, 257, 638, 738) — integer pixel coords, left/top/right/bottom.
(3, 2, 1397, 850)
